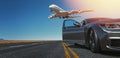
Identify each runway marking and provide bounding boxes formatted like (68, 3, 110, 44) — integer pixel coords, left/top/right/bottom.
(0, 43, 40, 50)
(9, 45, 24, 48)
(31, 43, 39, 45)
(63, 42, 79, 58)
(62, 42, 71, 58)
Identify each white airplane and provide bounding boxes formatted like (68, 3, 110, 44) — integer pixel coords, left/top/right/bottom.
(48, 4, 93, 19)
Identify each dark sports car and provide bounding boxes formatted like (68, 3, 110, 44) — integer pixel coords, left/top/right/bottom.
(62, 18, 120, 53)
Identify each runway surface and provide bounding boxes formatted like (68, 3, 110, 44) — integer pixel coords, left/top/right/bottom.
(0, 41, 120, 58)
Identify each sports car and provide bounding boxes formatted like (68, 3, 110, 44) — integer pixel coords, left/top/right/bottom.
(62, 18, 120, 53)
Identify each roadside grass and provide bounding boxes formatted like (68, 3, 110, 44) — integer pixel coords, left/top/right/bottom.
(0, 40, 49, 45)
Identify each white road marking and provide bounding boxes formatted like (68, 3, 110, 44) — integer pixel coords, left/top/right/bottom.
(0, 43, 40, 50)
(9, 45, 24, 48)
(0, 45, 24, 50)
(31, 43, 39, 45)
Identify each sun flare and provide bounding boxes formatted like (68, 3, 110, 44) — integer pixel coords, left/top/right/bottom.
(65, 0, 120, 18)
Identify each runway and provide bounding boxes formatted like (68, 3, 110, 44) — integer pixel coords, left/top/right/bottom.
(0, 41, 120, 58)
(0, 41, 65, 58)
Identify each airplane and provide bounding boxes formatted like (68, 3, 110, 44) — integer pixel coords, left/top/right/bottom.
(48, 4, 93, 19)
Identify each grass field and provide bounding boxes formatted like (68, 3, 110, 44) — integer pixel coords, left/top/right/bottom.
(0, 40, 50, 44)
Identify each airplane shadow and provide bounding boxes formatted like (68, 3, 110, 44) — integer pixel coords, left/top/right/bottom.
(68, 44, 120, 56)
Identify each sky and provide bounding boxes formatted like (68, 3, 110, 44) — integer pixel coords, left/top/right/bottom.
(0, 0, 67, 40)
(65, 0, 120, 18)
(0, 0, 120, 40)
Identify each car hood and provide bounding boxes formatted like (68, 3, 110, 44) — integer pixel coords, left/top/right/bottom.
(94, 19, 120, 24)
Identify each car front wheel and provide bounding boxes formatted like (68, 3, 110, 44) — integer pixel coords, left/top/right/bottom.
(89, 29, 100, 53)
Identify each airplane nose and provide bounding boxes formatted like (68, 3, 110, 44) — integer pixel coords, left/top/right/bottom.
(49, 5, 52, 8)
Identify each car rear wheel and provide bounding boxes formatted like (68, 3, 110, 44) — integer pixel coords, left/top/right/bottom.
(89, 29, 100, 53)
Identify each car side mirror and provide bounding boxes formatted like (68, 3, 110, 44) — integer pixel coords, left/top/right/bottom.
(73, 22, 81, 27)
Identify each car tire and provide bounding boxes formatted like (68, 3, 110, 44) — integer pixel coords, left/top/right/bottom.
(89, 29, 100, 53)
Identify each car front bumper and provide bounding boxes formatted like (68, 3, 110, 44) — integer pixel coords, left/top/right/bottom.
(100, 29, 120, 51)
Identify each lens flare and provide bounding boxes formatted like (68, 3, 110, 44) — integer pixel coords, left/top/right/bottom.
(65, 0, 120, 18)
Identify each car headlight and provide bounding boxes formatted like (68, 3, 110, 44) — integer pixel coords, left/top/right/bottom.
(99, 23, 120, 29)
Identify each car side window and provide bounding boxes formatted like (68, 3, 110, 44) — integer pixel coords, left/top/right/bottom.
(65, 20, 75, 27)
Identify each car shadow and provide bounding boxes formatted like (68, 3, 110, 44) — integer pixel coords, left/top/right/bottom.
(68, 44, 120, 56)
(100, 51, 120, 56)
(68, 44, 88, 49)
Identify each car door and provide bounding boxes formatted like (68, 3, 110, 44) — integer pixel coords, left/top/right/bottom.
(63, 20, 85, 40)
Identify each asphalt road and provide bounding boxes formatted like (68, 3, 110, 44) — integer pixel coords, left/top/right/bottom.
(0, 41, 120, 58)
(65, 40, 120, 58)
(0, 41, 65, 58)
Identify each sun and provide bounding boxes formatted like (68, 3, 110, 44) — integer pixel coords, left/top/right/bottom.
(65, 0, 120, 18)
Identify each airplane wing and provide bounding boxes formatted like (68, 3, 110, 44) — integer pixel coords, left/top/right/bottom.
(48, 14, 81, 19)
(68, 10, 93, 15)
(79, 10, 93, 13)
(67, 15, 81, 18)
(62, 15, 81, 19)
(48, 14, 57, 19)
